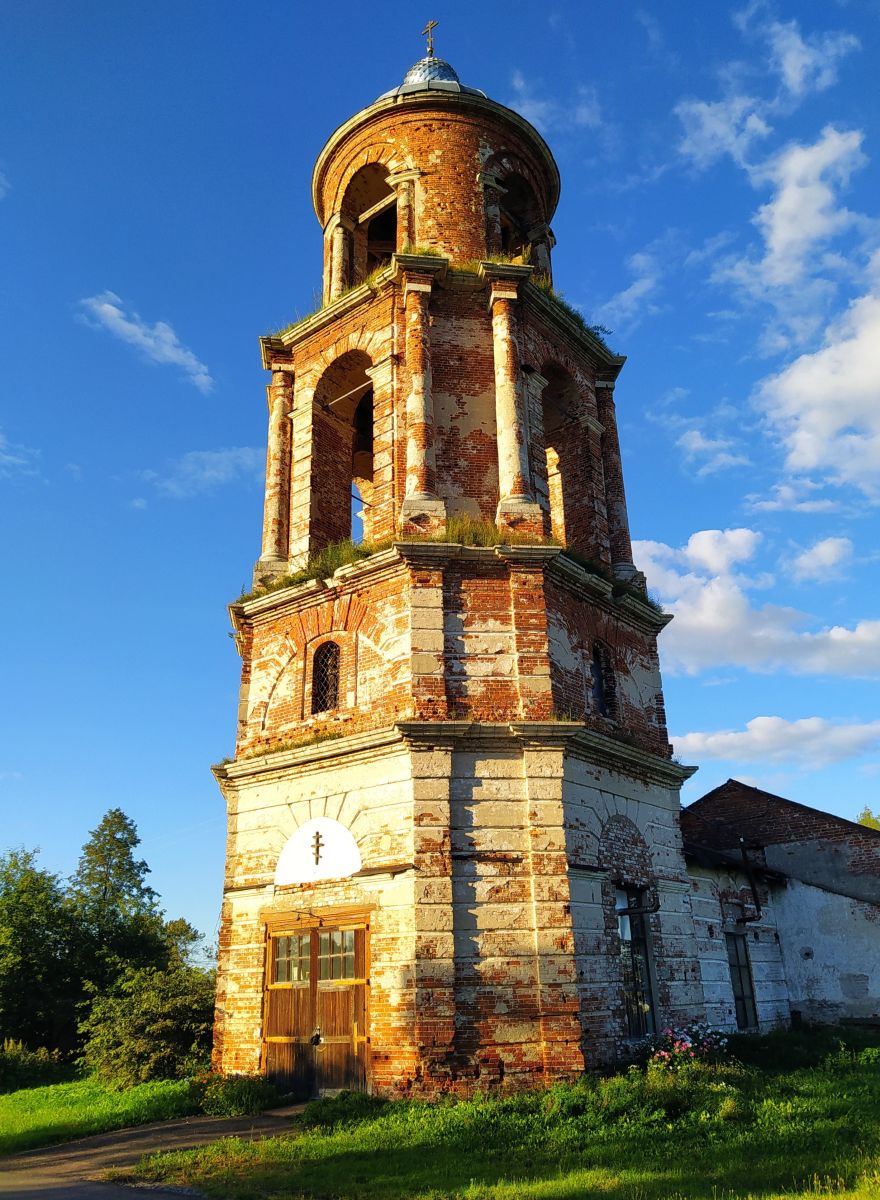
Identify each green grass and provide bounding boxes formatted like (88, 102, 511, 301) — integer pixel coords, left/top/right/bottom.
(115, 1029, 880, 1199)
(0, 1076, 199, 1156)
(240, 520, 558, 602)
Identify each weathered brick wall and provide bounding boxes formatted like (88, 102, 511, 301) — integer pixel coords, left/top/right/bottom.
(562, 753, 704, 1066)
(313, 100, 557, 268)
(545, 573, 671, 755)
(687, 864, 790, 1031)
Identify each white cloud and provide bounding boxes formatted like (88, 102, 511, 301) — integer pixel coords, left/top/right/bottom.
(746, 481, 841, 513)
(674, 715, 880, 768)
(594, 249, 661, 328)
(634, 531, 880, 677)
(755, 267, 880, 497)
(79, 291, 213, 394)
(677, 429, 751, 476)
(0, 429, 39, 478)
(739, 126, 864, 288)
(676, 95, 771, 169)
(737, 6, 861, 97)
(141, 447, 263, 499)
(790, 536, 853, 581)
(509, 72, 602, 134)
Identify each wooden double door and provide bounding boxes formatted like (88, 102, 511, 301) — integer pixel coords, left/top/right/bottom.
(263, 922, 369, 1095)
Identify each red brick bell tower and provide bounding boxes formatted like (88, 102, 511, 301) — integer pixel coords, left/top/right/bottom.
(212, 43, 704, 1097)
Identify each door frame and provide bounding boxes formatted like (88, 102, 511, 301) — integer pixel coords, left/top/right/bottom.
(260, 906, 372, 1093)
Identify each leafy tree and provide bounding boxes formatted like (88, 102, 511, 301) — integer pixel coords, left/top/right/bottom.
(0, 849, 77, 1049)
(78, 959, 216, 1086)
(857, 806, 880, 831)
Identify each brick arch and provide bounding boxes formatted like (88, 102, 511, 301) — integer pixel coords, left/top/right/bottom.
(597, 814, 654, 889)
(323, 144, 414, 225)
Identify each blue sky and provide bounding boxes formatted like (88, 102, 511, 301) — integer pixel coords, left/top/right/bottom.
(1, 0, 878, 943)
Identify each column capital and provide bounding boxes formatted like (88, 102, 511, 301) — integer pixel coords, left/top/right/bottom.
(480, 262, 534, 311)
(392, 253, 448, 286)
(323, 211, 355, 236)
(365, 354, 395, 390)
(386, 168, 423, 188)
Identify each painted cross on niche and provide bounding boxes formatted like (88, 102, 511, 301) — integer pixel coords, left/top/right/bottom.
(274, 817, 362, 886)
(312, 831, 324, 865)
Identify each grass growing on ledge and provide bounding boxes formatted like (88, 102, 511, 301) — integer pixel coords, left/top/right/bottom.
(238, 522, 558, 603)
(399, 243, 438, 257)
(530, 274, 614, 350)
(114, 1026, 880, 1200)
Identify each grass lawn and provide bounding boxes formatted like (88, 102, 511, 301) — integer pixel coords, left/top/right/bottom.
(119, 1028, 880, 1200)
(0, 1076, 199, 1156)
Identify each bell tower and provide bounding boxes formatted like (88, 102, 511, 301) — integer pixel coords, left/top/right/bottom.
(213, 43, 705, 1096)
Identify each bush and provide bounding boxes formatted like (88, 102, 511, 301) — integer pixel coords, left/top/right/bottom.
(78, 961, 215, 1087)
(0, 1039, 70, 1093)
(197, 1074, 280, 1116)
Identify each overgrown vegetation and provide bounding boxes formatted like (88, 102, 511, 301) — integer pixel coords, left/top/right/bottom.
(198, 1073, 281, 1117)
(0, 1040, 70, 1094)
(118, 1026, 880, 1200)
(240, 519, 558, 602)
(530, 273, 614, 350)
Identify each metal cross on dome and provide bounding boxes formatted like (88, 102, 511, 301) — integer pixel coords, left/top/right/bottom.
(422, 19, 438, 57)
(312, 830, 324, 866)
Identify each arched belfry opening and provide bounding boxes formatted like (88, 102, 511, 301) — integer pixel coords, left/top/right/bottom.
(341, 163, 397, 286)
(540, 363, 582, 546)
(311, 350, 375, 550)
(498, 172, 540, 261)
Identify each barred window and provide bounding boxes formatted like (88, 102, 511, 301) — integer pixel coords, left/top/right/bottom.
(311, 642, 340, 714)
(590, 642, 615, 718)
(725, 932, 759, 1030)
(616, 887, 657, 1038)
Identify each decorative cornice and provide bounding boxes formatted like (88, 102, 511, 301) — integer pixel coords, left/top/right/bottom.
(478, 261, 535, 286)
(214, 726, 407, 786)
(392, 253, 448, 284)
(522, 282, 625, 373)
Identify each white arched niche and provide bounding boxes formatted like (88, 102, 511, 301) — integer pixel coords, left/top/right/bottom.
(274, 816, 362, 886)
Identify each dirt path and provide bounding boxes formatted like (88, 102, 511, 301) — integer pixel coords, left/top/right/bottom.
(0, 1104, 304, 1198)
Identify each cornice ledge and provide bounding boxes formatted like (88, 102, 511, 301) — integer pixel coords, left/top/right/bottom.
(522, 282, 625, 372)
(396, 720, 525, 749)
(214, 726, 406, 782)
(478, 261, 535, 285)
(495, 544, 563, 567)
(233, 548, 404, 619)
(566, 728, 697, 785)
(267, 267, 397, 355)
(547, 553, 614, 600)
(616, 591, 673, 631)
(392, 253, 449, 283)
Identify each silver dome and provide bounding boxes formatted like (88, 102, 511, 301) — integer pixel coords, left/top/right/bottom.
(402, 56, 461, 85)
(376, 55, 486, 101)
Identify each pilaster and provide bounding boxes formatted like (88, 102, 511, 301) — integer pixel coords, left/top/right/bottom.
(595, 380, 638, 582)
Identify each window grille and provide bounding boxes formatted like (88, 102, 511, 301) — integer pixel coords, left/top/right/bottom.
(616, 887, 657, 1037)
(590, 643, 615, 718)
(311, 641, 340, 714)
(725, 932, 759, 1029)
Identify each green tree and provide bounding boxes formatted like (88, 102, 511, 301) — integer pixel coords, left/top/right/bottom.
(78, 959, 216, 1085)
(857, 806, 880, 830)
(0, 849, 77, 1049)
(69, 809, 166, 991)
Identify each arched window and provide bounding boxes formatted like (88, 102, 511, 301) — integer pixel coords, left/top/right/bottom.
(311, 642, 340, 714)
(311, 352, 375, 549)
(590, 642, 615, 719)
(341, 164, 397, 287)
